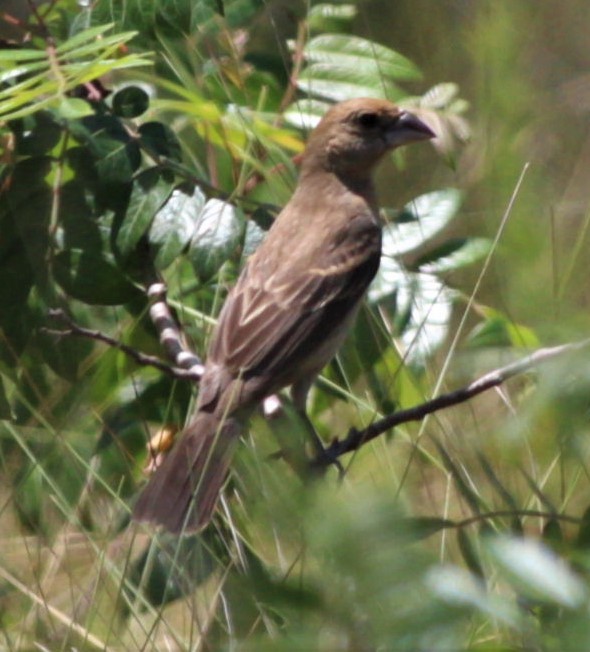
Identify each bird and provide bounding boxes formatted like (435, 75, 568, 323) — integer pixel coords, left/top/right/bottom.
(133, 97, 434, 533)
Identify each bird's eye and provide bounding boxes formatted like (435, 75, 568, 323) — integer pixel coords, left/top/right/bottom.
(357, 112, 380, 129)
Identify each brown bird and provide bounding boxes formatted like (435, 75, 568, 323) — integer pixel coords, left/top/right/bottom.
(133, 98, 434, 533)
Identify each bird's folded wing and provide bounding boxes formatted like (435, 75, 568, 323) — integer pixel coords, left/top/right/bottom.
(208, 213, 382, 378)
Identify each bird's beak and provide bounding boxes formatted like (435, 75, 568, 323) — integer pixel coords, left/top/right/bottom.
(386, 110, 435, 148)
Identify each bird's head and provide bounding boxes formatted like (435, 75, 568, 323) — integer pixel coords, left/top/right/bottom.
(301, 98, 434, 180)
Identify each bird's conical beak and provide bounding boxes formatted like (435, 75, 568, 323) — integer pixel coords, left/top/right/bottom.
(386, 110, 435, 147)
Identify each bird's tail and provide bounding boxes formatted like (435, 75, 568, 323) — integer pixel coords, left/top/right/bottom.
(133, 412, 241, 534)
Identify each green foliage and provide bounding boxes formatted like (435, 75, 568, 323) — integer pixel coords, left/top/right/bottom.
(1, 1, 589, 651)
(0, 24, 151, 121)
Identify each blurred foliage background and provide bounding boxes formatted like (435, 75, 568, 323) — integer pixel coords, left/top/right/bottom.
(1, 0, 590, 650)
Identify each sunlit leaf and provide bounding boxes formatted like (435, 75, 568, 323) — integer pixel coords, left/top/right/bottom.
(426, 565, 516, 625)
(52, 97, 94, 119)
(415, 238, 492, 273)
(382, 189, 463, 256)
(370, 264, 454, 363)
(149, 186, 206, 269)
(284, 98, 331, 129)
(297, 63, 403, 102)
(487, 535, 587, 608)
(116, 168, 175, 258)
(308, 3, 357, 32)
(303, 34, 421, 80)
(188, 199, 244, 280)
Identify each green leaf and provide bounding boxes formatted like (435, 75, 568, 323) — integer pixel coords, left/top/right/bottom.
(53, 97, 94, 119)
(0, 49, 48, 63)
(55, 23, 116, 54)
(542, 518, 563, 548)
(242, 218, 267, 258)
(370, 267, 454, 363)
(303, 34, 421, 81)
(139, 122, 182, 161)
(426, 565, 516, 626)
(487, 535, 587, 608)
(112, 85, 150, 118)
(116, 168, 175, 258)
(12, 112, 62, 155)
(467, 311, 540, 349)
(149, 186, 206, 270)
(308, 4, 357, 33)
(72, 114, 141, 184)
(297, 63, 403, 102)
(188, 199, 244, 281)
(284, 98, 331, 130)
(382, 189, 463, 257)
(54, 249, 141, 305)
(414, 237, 492, 273)
(457, 529, 485, 580)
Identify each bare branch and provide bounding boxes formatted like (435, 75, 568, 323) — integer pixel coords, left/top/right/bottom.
(314, 338, 590, 467)
(43, 309, 201, 381)
(145, 281, 204, 377)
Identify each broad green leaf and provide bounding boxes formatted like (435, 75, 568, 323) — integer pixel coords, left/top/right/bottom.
(467, 311, 540, 349)
(71, 114, 141, 184)
(542, 518, 563, 548)
(13, 112, 62, 156)
(414, 238, 492, 273)
(382, 189, 463, 257)
(149, 186, 206, 270)
(297, 63, 403, 102)
(116, 168, 175, 258)
(303, 34, 421, 81)
(54, 249, 141, 305)
(188, 199, 244, 281)
(368, 255, 405, 304)
(284, 98, 330, 129)
(53, 97, 94, 120)
(112, 85, 150, 118)
(308, 4, 357, 33)
(242, 219, 267, 258)
(487, 535, 587, 608)
(426, 565, 516, 625)
(139, 122, 183, 161)
(370, 260, 454, 363)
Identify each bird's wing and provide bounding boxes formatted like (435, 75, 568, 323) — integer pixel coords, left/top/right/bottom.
(207, 212, 381, 379)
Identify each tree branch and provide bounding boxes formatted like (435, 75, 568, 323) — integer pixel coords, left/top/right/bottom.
(313, 338, 590, 467)
(145, 281, 204, 377)
(43, 309, 201, 381)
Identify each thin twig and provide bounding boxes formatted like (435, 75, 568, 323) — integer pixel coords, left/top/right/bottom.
(314, 338, 590, 466)
(42, 310, 201, 381)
